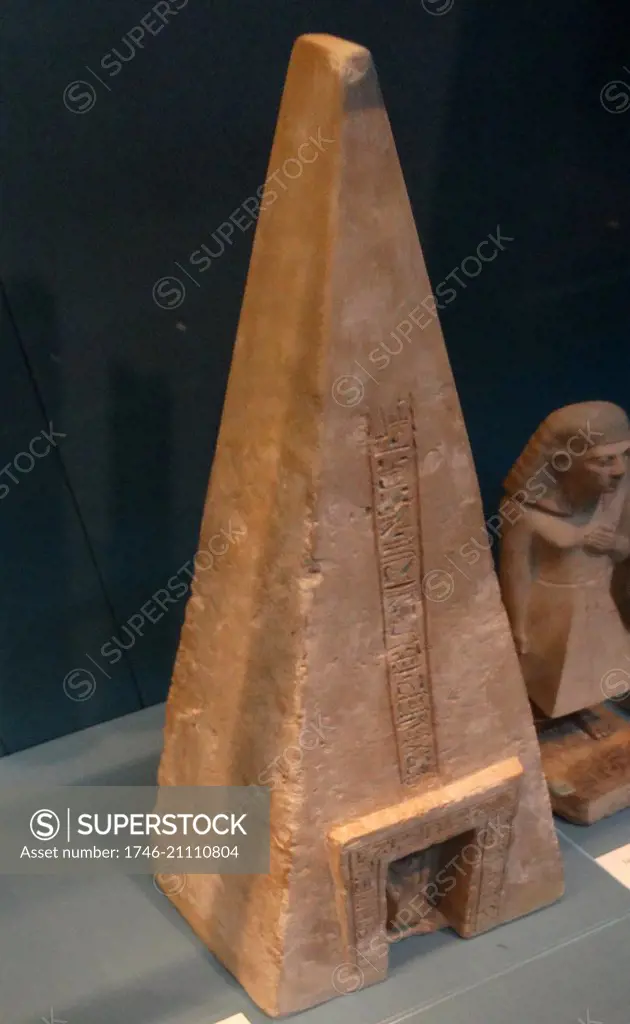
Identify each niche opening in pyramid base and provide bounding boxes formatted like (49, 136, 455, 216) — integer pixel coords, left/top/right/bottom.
(385, 826, 480, 939)
(328, 759, 522, 988)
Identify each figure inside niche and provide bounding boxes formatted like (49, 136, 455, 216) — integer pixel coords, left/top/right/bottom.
(499, 401, 630, 719)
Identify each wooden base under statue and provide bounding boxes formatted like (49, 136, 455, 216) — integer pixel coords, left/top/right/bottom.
(535, 702, 630, 824)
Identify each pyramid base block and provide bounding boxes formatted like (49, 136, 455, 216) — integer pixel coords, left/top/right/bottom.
(537, 703, 630, 823)
(157, 757, 562, 1017)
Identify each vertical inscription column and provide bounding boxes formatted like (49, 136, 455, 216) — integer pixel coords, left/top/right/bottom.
(346, 848, 386, 984)
(368, 398, 437, 784)
(473, 796, 518, 933)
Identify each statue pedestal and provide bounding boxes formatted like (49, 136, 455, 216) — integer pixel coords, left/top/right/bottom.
(536, 703, 630, 823)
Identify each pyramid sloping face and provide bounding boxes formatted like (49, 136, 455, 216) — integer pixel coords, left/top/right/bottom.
(158, 33, 563, 1017)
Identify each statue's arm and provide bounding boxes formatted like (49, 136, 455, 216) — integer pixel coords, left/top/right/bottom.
(527, 506, 630, 559)
(613, 490, 630, 561)
(610, 528, 630, 561)
(609, 542, 630, 561)
(528, 505, 630, 561)
(499, 507, 534, 656)
(525, 507, 585, 548)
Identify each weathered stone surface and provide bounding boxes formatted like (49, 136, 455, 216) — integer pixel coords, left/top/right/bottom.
(539, 705, 630, 823)
(158, 33, 563, 1017)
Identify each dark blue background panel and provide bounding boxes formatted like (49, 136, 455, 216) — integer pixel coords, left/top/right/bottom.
(0, 290, 142, 752)
(2, 0, 630, 750)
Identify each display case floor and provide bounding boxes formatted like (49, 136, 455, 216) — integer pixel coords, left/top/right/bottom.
(1, 704, 629, 1024)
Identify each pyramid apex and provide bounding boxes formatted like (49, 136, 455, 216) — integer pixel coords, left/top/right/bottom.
(292, 33, 373, 83)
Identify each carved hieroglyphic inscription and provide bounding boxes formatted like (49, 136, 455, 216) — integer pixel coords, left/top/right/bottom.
(572, 740, 630, 793)
(336, 783, 519, 982)
(347, 848, 379, 957)
(367, 397, 436, 784)
(538, 709, 630, 816)
(474, 797, 516, 932)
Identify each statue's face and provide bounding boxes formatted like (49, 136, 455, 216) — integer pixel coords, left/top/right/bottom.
(580, 441, 630, 495)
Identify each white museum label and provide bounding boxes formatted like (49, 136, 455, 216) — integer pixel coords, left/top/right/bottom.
(595, 843, 630, 889)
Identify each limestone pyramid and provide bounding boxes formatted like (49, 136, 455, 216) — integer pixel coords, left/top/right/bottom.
(158, 33, 563, 1017)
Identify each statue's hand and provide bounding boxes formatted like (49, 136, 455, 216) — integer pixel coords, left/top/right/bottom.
(583, 523, 616, 553)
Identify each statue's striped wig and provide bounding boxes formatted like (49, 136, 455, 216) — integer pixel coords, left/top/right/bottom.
(504, 401, 630, 499)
